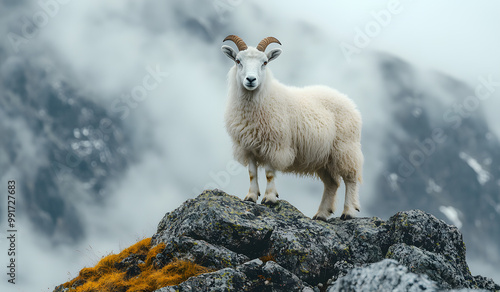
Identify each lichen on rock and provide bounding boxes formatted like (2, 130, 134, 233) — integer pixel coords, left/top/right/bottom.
(151, 190, 498, 291)
(55, 189, 500, 292)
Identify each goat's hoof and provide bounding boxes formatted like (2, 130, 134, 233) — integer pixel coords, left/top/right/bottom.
(312, 214, 328, 221)
(243, 192, 259, 203)
(261, 197, 277, 206)
(340, 214, 354, 220)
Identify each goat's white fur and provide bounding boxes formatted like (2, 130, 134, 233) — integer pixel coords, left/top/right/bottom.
(222, 41, 363, 220)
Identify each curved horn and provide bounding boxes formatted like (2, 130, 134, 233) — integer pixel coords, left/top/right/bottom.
(223, 35, 248, 51)
(256, 37, 281, 52)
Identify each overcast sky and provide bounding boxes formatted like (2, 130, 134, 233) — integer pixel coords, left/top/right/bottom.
(261, 0, 500, 84)
(1, 1, 500, 291)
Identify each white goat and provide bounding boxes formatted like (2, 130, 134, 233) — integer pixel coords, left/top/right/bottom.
(221, 35, 363, 220)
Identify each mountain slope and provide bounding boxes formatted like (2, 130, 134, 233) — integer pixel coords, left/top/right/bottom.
(372, 53, 500, 271)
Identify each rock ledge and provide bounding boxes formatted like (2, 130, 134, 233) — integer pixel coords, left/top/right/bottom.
(150, 190, 499, 291)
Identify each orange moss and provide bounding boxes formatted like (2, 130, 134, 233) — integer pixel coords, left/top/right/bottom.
(63, 237, 212, 292)
(257, 274, 272, 282)
(259, 253, 276, 263)
(130, 260, 211, 289)
(144, 242, 166, 266)
(121, 238, 151, 256)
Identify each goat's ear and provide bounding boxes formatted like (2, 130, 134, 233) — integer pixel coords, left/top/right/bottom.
(267, 48, 282, 62)
(221, 45, 237, 61)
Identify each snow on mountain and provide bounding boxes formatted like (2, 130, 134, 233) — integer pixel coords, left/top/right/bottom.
(372, 53, 500, 278)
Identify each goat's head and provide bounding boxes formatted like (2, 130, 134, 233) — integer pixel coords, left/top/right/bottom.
(222, 35, 282, 91)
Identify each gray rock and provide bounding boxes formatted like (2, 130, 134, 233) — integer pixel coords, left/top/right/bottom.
(152, 190, 279, 258)
(53, 285, 69, 292)
(154, 267, 248, 292)
(155, 235, 250, 270)
(387, 243, 466, 289)
(470, 275, 500, 292)
(327, 259, 438, 292)
(150, 190, 499, 291)
(388, 210, 470, 282)
(113, 253, 146, 279)
(155, 259, 313, 292)
(152, 190, 391, 285)
(448, 289, 491, 292)
(328, 260, 357, 284)
(386, 211, 500, 290)
(237, 259, 312, 291)
(56, 190, 500, 292)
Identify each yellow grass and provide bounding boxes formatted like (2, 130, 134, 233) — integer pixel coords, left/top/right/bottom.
(63, 238, 212, 292)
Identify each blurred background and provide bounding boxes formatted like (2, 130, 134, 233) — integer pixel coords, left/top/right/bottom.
(0, 0, 499, 290)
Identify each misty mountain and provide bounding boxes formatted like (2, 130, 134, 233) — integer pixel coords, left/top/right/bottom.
(0, 1, 498, 289)
(0, 56, 136, 242)
(372, 53, 500, 270)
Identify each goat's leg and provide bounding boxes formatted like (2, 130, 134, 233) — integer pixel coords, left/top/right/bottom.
(261, 165, 279, 205)
(244, 158, 260, 202)
(340, 179, 360, 220)
(313, 168, 340, 221)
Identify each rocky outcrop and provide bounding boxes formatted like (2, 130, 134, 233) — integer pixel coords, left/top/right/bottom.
(149, 190, 499, 291)
(156, 259, 313, 292)
(327, 259, 438, 292)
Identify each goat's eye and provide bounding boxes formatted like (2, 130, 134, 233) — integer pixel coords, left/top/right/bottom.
(263, 61, 268, 66)
(236, 60, 240, 64)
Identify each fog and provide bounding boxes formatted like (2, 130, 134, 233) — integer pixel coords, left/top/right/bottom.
(0, 1, 499, 291)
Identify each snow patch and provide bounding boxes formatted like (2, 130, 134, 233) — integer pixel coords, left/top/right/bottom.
(387, 172, 399, 191)
(426, 179, 442, 193)
(439, 206, 462, 229)
(458, 152, 491, 185)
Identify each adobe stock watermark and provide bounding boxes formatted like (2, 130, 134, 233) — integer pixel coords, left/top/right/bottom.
(212, 0, 242, 22)
(111, 65, 169, 120)
(386, 128, 448, 188)
(443, 75, 500, 129)
(340, 0, 404, 63)
(7, 0, 73, 53)
(385, 74, 499, 188)
(192, 159, 245, 195)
